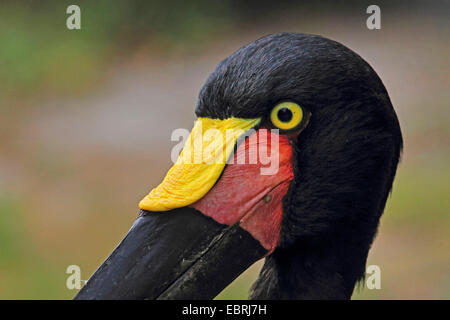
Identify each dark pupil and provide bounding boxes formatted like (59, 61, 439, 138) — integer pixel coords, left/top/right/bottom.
(277, 108, 293, 123)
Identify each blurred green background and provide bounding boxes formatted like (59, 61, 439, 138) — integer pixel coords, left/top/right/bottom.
(0, 1, 448, 299)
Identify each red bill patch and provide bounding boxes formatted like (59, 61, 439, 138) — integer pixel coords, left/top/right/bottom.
(190, 130, 294, 253)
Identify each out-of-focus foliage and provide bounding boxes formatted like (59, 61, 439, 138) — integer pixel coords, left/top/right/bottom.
(0, 0, 436, 106)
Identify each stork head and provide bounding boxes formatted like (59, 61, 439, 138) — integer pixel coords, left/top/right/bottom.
(76, 33, 402, 300)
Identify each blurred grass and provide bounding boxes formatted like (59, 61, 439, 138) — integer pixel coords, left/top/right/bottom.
(0, 0, 434, 108)
(0, 193, 22, 264)
(0, 192, 67, 299)
(0, 1, 126, 106)
(385, 160, 450, 228)
(0, 0, 243, 106)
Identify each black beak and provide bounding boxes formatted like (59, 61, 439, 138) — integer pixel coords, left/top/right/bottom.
(74, 207, 267, 300)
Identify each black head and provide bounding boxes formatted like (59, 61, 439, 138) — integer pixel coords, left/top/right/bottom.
(76, 33, 403, 301)
(197, 33, 403, 299)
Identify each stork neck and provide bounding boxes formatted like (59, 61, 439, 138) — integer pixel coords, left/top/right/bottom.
(250, 239, 367, 299)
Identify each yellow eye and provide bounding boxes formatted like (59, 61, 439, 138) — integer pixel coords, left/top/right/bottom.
(270, 102, 304, 130)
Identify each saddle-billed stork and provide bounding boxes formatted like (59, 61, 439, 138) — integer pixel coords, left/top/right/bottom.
(75, 33, 402, 300)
